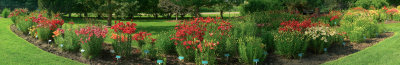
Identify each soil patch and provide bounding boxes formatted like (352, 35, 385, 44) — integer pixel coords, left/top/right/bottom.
(10, 24, 394, 65)
(385, 20, 400, 24)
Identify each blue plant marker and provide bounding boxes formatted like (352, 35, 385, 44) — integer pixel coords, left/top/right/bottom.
(178, 56, 184, 60)
(80, 49, 85, 53)
(342, 42, 346, 46)
(201, 61, 208, 64)
(364, 36, 366, 40)
(264, 51, 268, 55)
(298, 53, 303, 58)
(376, 32, 379, 37)
(224, 54, 230, 57)
(144, 50, 149, 54)
(157, 60, 163, 64)
(35, 35, 38, 39)
(334, 22, 337, 25)
(116, 55, 121, 59)
(324, 48, 327, 52)
(253, 59, 259, 62)
(60, 44, 64, 47)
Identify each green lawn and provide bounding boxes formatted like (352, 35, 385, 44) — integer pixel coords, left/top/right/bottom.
(0, 18, 84, 65)
(323, 23, 400, 65)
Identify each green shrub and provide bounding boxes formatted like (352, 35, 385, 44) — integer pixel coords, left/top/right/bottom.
(15, 16, 35, 34)
(238, 36, 266, 64)
(54, 24, 80, 52)
(354, 0, 389, 9)
(9, 8, 29, 24)
(37, 27, 52, 41)
(76, 25, 108, 59)
(1, 8, 10, 18)
(339, 9, 384, 43)
(194, 39, 218, 65)
(154, 31, 176, 58)
(305, 25, 341, 54)
(273, 31, 308, 58)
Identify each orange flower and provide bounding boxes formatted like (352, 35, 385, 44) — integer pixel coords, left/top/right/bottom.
(111, 33, 118, 39)
(52, 30, 60, 37)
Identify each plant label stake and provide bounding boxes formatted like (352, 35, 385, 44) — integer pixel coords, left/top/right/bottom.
(334, 22, 337, 25)
(48, 40, 52, 44)
(35, 35, 38, 39)
(264, 51, 268, 55)
(376, 32, 379, 37)
(116, 55, 121, 61)
(110, 50, 115, 54)
(60, 44, 64, 47)
(298, 53, 304, 59)
(80, 49, 85, 53)
(324, 48, 327, 53)
(28, 32, 31, 35)
(201, 60, 208, 65)
(144, 50, 149, 58)
(253, 59, 259, 65)
(157, 60, 163, 65)
(178, 56, 184, 61)
(224, 53, 230, 61)
(342, 42, 346, 46)
(364, 36, 366, 40)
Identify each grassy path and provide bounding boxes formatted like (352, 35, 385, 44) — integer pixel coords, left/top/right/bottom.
(323, 23, 400, 65)
(0, 18, 84, 65)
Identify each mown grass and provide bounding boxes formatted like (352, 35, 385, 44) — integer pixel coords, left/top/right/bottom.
(0, 18, 85, 65)
(323, 23, 400, 65)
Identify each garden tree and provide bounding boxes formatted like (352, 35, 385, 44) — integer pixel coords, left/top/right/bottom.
(213, 0, 244, 19)
(1, 0, 38, 11)
(171, 0, 217, 17)
(388, 0, 400, 6)
(137, 0, 162, 18)
(241, 0, 284, 15)
(38, 0, 78, 16)
(159, 0, 191, 19)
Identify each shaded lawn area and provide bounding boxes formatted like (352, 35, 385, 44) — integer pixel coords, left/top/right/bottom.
(323, 23, 400, 65)
(0, 18, 85, 65)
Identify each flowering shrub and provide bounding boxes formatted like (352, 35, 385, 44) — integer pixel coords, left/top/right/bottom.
(386, 8, 399, 20)
(305, 22, 342, 53)
(238, 36, 266, 64)
(34, 13, 64, 41)
(339, 8, 386, 43)
(16, 15, 35, 34)
(9, 8, 28, 24)
(75, 25, 108, 59)
(110, 21, 137, 57)
(170, 17, 232, 62)
(53, 23, 80, 51)
(274, 19, 313, 58)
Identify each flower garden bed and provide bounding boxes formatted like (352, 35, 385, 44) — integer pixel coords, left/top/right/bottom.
(11, 22, 394, 65)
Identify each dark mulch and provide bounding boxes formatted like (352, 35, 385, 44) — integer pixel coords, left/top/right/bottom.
(10, 24, 394, 65)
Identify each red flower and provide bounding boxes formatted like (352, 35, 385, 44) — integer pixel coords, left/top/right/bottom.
(330, 15, 339, 21)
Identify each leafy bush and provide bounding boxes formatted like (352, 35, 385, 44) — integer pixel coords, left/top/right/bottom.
(171, 17, 232, 62)
(54, 23, 80, 52)
(339, 8, 385, 43)
(354, 0, 389, 9)
(9, 8, 28, 24)
(133, 32, 156, 59)
(1, 8, 10, 18)
(273, 19, 312, 58)
(238, 36, 266, 64)
(75, 25, 108, 59)
(15, 16, 35, 34)
(304, 23, 341, 54)
(154, 31, 176, 58)
(37, 27, 52, 41)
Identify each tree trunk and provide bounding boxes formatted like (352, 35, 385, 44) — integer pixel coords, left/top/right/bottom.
(154, 14, 158, 18)
(79, 13, 82, 18)
(195, 7, 200, 17)
(84, 12, 88, 18)
(220, 10, 224, 19)
(176, 13, 178, 21)
(68, 13, 71, 18)
(107, 0, 112, 26)
(97, 13, 102, 19)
